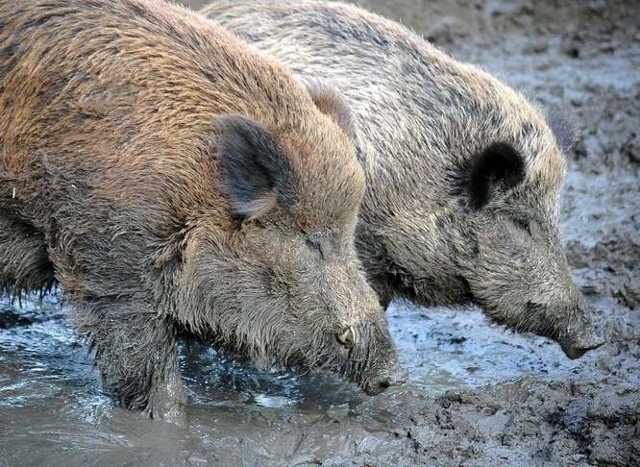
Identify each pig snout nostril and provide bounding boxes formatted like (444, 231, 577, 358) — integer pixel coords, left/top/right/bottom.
(376, 379, 391, 393)
(565, 346, 591, 360)
(365, 377, 391, 395)
(366, 366, 407, 395)
(561, 338, 604, 360)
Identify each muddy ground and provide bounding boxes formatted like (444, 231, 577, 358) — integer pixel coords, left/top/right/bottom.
(1, 0, 638, 466)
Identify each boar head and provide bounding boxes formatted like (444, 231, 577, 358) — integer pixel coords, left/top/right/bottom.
(177, 107, 405, 394)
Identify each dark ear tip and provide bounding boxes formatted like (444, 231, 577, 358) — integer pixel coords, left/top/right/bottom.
(214, 114, 292, 220)
(466, 142, 525, 210)
(303, 78, 355, 138)
(213, 114, 260, 139)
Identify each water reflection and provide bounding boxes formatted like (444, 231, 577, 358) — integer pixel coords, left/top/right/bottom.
(0, 293, 592, 466)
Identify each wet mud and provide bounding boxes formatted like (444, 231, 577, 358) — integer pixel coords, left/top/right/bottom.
(1, 1, 638, 465)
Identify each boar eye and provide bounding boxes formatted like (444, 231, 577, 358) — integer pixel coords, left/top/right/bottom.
(529, 219, 543, 239)
(306, 237, 325, 259)
(514, 218, 531, 235)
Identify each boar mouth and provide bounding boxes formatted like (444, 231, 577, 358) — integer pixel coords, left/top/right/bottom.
(358, 363, 408, 395)
(525, 302, 604, 359)
(283, 349, 405, 396)
(328, 325, 407, 395)
(473, 300, 604, 360)
(558, 334, 604, 359)
(203, 324, 406, 395)
(338, 357, 407, 395)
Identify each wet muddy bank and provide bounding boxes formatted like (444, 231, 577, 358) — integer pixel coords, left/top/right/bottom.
(1, 0, 638, 466)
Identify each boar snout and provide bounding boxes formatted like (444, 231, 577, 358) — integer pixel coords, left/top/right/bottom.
(558, 313, 604, 359)
(542, 299, 604, 359)
(362, 361, 408, 395)
(559, 334, 603, 359)
(340, 320, 406, 395)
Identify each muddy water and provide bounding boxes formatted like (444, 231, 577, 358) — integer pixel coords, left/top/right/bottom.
(1, 0, 639, 466)
(0, 294, 601, 466)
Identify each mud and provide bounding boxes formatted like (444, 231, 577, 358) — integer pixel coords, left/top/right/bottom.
(0, 1, 638, 466)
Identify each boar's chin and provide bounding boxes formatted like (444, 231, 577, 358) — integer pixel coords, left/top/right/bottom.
(525, 302, 604, 359)
(255, 333, 405, 396)
(355, 363, 408, 395)
(558, 337, 603, 359)
(201, 313, 405, 395)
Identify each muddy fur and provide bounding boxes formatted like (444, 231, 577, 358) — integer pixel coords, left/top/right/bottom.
(202, 0, 601, 358)
(0, 0, 404, 420)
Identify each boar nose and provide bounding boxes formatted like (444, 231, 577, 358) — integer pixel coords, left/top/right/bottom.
(559, 299, 605, 359)
(560, 332, 604, 359)
(558, 316, 605, 359)
(364, 363, 407, 395)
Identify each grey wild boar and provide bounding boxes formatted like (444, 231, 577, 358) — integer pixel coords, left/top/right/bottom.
(0, 0, 405, 421)
(203, 0, 603, 359)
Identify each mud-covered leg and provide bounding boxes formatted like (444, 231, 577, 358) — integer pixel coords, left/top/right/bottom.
(77, 301, 186, 423)
(0, 213, 55, 296)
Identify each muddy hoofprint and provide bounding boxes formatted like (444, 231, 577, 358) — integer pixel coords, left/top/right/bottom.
(202, 0, 602, 358)
(0, 0, 404, 420)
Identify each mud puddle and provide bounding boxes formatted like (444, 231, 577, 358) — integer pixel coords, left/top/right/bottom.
(0, 290, 618, 466)
(1, 0, 639, 465)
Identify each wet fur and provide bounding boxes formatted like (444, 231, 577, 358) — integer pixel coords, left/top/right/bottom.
(0, 0, 402, 420)
(203, 0, 600, 355)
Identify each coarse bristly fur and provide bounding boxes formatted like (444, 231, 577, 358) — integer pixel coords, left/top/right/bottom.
(0, 0, 406, 422)
(202, 0, 603, 360)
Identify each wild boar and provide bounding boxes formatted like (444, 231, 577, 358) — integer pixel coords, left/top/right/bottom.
(0, 0, 405, 421)
(202, 0, 603, 359)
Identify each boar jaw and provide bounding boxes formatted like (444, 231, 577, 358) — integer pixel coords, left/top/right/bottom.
(555, 305, 604, 359)
(526, 301, 604, 359)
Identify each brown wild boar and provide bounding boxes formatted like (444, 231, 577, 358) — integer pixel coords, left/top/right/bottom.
(203, 0, 603, 359)
(0, 0, 405, 421)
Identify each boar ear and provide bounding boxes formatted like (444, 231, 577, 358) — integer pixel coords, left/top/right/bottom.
(304, 79, 355, 138)
(466, 142, 525, 210)
(216, 114, 295, 221)
(547, 107, 576, 154)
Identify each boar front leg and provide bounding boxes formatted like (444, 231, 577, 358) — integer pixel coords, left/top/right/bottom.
(77, 302, 186, 423)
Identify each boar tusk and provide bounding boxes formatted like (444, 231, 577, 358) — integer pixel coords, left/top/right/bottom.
(351, 326, 360, 346)
(337, 328, 350, 346)
(337, 326, 358, 348)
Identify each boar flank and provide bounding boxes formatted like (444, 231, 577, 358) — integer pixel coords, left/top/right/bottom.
(204, 0, 602, 359)
(0, 0, 405, 421)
